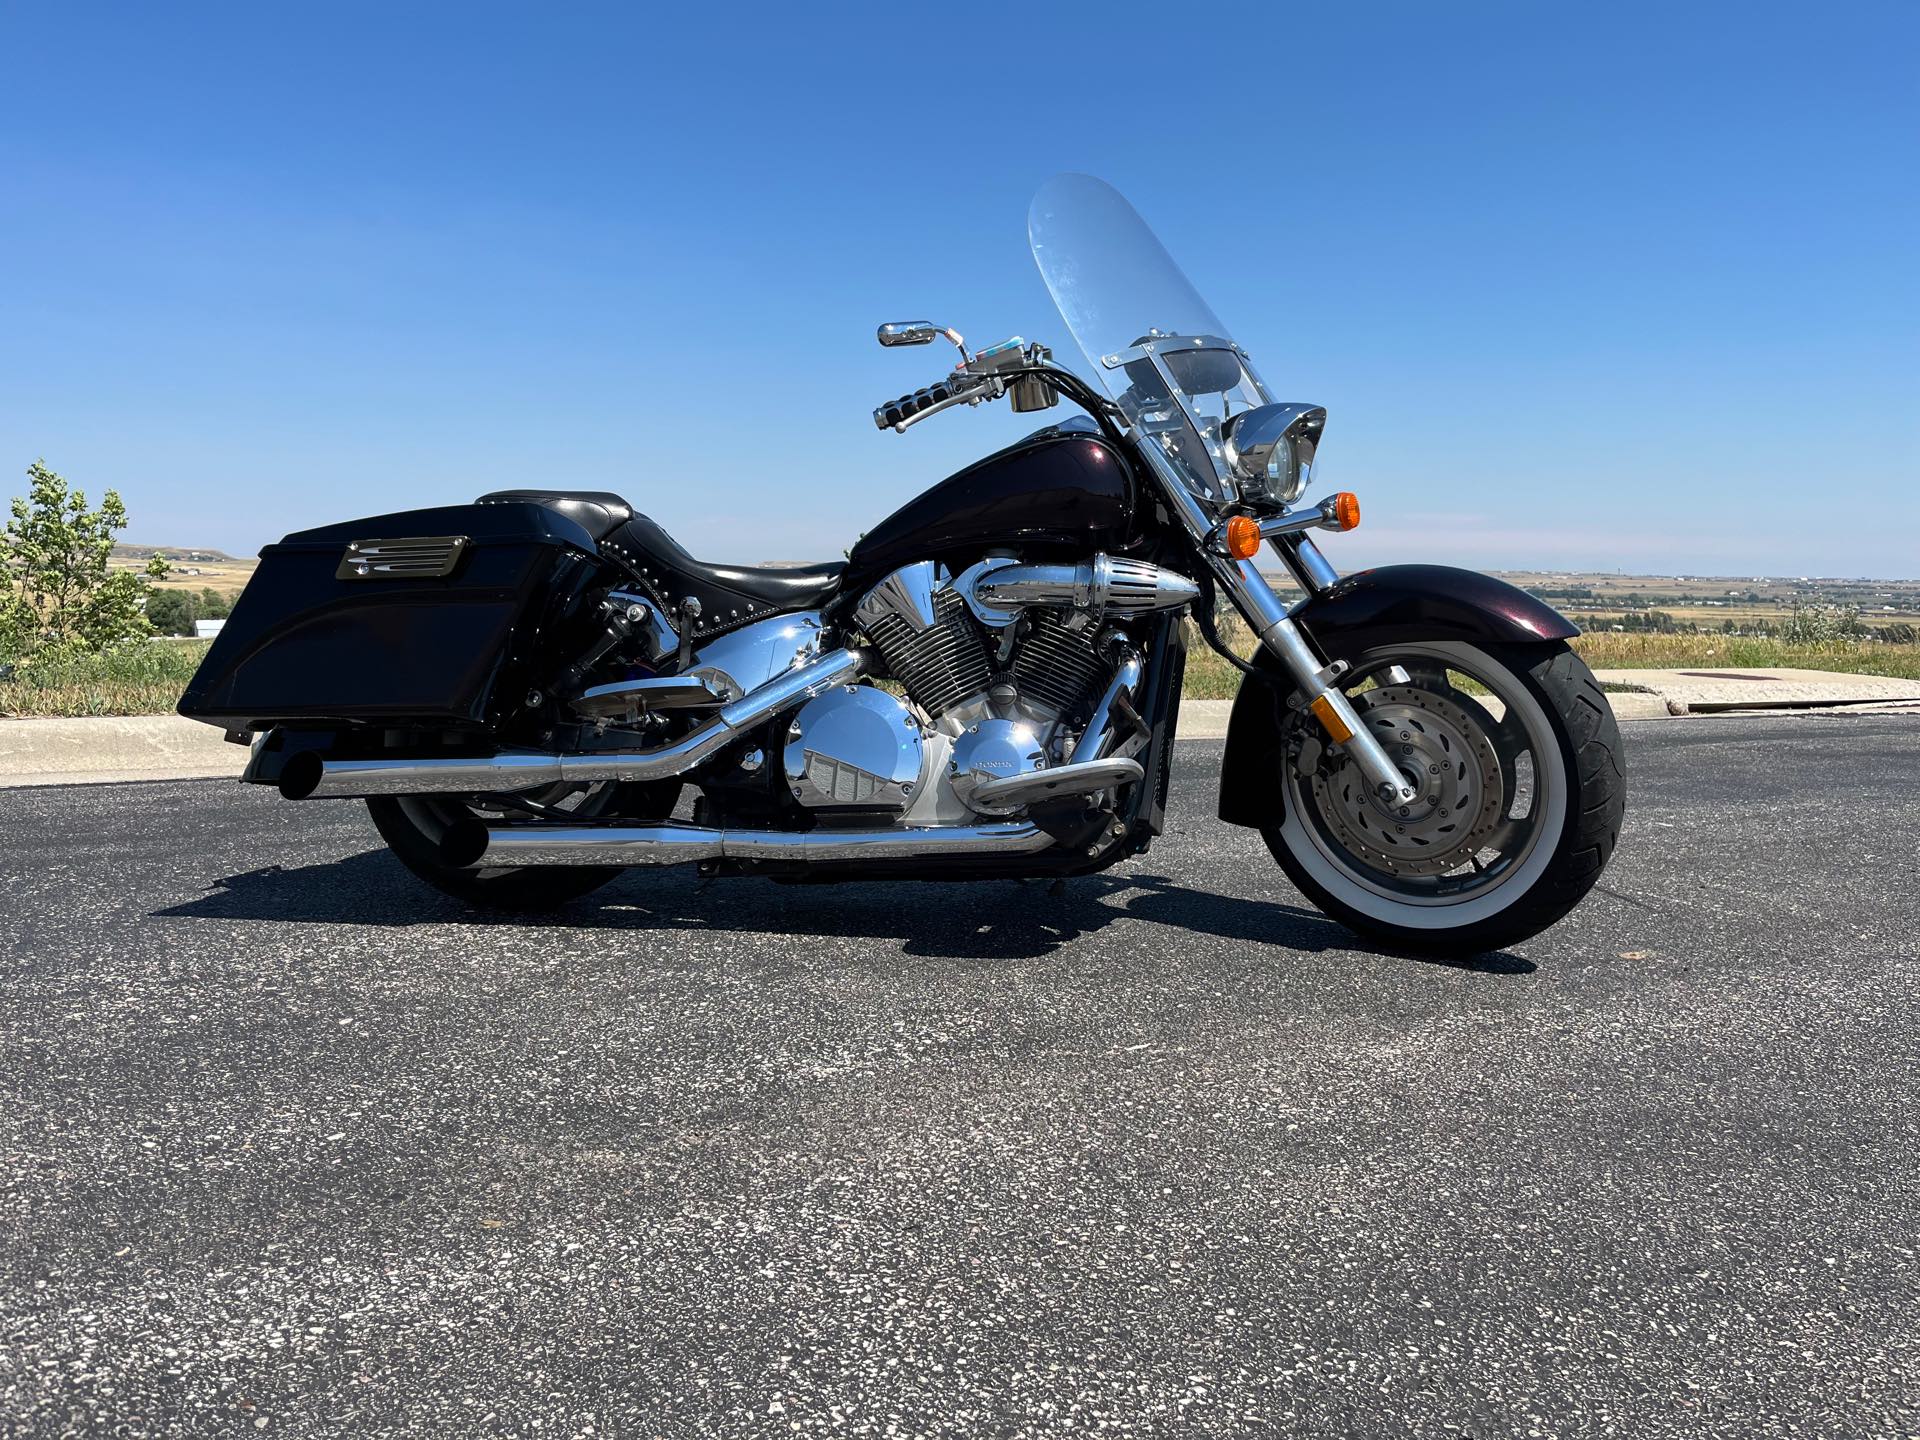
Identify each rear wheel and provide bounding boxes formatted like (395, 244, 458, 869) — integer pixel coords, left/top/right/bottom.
(368, 779, 680, 911)
(1263, 640, 1624, 954)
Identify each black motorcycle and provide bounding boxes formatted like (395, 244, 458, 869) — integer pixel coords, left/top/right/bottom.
(180, 175, 1623, 953)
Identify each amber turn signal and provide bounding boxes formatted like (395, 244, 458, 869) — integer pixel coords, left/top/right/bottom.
(1308, 694, 1355, 744)
(1328, 491, 1361, 532)
(1223, 515, 1262, 560)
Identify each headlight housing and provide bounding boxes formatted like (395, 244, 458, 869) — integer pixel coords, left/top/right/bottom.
(1221, 403, 1327, 506)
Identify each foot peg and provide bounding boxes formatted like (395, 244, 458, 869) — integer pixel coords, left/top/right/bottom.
(968, 755, 1143, 812)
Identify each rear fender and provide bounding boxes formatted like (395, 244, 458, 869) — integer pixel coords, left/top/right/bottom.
(1217, 566, 1575, 829)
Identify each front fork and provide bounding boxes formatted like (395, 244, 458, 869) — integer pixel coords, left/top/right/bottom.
(1206, 546, 1420, 807)
(1128, 430, 1419, 806)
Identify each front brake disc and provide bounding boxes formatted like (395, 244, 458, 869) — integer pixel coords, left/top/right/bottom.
(1309, 685, 1505, 876)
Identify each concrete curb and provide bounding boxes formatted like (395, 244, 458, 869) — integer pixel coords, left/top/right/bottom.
(0, 715, 244, 789)
(0, 688, 1704, 789)
(1590, 667, 1920, 714)
(0, 683, 1868, 790)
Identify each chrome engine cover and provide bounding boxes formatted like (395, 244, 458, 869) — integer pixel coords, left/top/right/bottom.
(948, 718, 1047, 816)
(850, 554, 1183, 818)
(782, 684, 930, 811)
(687, 611, 825, 703)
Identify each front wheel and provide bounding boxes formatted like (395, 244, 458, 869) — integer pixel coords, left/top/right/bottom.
(1263, 640, 1624, 955)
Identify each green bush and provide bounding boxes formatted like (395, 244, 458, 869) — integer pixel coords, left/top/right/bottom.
(143, 586, 235, 636)
(2, 459, 169, 659)
(1779, 602, 1864, 644)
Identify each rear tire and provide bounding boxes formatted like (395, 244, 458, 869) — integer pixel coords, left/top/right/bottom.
(1264, 641, 1624, 955)
(368, 780, 680, 912)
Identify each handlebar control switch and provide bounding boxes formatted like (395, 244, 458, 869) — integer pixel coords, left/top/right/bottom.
(872, 338, 1059, 432)
(968, 338, 1059, 414)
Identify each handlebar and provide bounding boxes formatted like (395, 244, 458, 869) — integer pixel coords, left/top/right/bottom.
(872, 370, 994, 433)
(874, 337, 1072, 434)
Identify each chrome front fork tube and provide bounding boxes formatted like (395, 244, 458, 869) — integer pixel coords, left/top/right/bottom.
(1210, 557, 1420, 806)
(1131, 437, 1420, 807)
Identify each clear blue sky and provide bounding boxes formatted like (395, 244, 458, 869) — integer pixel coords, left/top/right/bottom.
(3, 3, 1915, 577)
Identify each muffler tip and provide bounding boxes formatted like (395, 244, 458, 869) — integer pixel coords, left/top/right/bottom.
(439, 818, 491, 869)
(278, 752, 323, 801)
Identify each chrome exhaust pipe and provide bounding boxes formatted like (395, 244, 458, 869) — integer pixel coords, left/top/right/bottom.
(446, 819, 1057, 869)
(1069, 646, 1144, 766)
(279, 647, 869, 800)
(444, 822, 727, 868)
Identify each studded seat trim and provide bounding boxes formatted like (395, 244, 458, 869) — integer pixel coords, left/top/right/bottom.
(477, 489, 844, 641)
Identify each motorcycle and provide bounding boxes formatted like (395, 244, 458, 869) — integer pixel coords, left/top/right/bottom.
(179, 174, 1623, 953)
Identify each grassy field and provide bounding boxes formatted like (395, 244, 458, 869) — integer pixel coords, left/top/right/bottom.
(0, 640, 211, 718)
(4, 628, 1917, 719)
(108, 554, 258, 594)
(1568, 631, 1920, 678)
(1180, 617, 1920, 700)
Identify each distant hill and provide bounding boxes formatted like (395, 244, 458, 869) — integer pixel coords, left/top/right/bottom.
(112, 543, 245, 562)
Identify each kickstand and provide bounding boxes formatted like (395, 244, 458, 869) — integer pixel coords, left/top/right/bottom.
(1047, 879, 1068, 898)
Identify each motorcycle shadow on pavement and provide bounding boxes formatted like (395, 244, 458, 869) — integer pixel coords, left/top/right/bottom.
(153, 846, 1535, 973)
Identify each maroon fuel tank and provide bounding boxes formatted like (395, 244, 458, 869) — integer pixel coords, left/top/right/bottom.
(840, 428, 1140, 595)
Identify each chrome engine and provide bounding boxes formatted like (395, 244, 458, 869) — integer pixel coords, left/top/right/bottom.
(772, 554, 1199, 821)
(850, 565, 991, 719)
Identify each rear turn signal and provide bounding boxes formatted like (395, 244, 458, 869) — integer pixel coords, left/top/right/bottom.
(1328, 491, 1361, 532)
(1223, 515, 1262, 560)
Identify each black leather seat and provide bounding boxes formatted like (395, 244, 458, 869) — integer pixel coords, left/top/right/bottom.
(476, 489, 633, 542)
(477, 488, 844, 637)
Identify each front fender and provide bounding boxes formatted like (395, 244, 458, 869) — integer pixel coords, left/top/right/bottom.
(1216, 566, 1575, 829)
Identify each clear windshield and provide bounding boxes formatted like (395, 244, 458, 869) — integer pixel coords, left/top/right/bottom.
(1029, 174, 1271, 505)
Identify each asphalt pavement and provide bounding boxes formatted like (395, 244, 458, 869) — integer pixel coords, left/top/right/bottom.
(2, 715, 1916, 1438)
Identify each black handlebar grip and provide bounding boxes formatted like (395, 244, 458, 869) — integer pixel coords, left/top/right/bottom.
(874, 376, 968, 429)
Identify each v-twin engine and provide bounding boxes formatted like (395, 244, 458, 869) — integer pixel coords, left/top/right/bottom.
(850, 556, 1195, 725)
(852, 572, 990, 719)
(771, 554, 1196, 822)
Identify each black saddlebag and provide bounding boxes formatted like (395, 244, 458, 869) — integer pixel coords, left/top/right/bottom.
(177, 501, 603, 732)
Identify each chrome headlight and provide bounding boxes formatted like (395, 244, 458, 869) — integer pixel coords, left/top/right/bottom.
(1221, 403, 1327, 506)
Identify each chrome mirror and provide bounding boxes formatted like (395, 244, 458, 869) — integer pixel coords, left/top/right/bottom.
(879, 321, 970, 361)
(1221, 403, 1326, 506)
(877, 322, 940, 347)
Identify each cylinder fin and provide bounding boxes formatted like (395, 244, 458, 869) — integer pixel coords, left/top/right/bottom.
(861, 585, 993, 719)
(1010, 612, 1104, 717)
